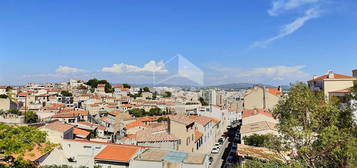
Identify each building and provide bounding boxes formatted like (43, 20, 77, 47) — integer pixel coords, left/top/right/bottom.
(132, 149, 208, 168)
(40, 121, 74, 144)
(0, 86, 7, 95)
(244, 86, 282, 111)
(169, 115, 196, 153)
(241, 109, 278, 144)
(308, 70, 356, 99)
(0, 98, 18, 111)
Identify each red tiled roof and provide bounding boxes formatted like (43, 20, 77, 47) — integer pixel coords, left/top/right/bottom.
(13, 143, 55, 162)
(189, 115, 212, 126)
(95, 145, 139, 162)
(169, 115, 195, 125)
(73, 128, 90, 137)
(125, 120, 147, 129)
(0, 86, 8, 89)
(113, 84, 123, 88)
(267, 88, 282, 96)
(52, 110, 88, 118)
(41, 121, 73, 133)
(195, 131, 203, 142)
(309, 73, 353, 81)
(97, 84, 106, 87)
(243, 109, 273, 118)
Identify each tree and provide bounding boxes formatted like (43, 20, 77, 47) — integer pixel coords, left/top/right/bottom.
(76, 84, 87, 90)
(122, 83, 131, 89)
(162, 91, 172, 98)
(0, 94, 8, 98)
(128, 108, 145, 117)
(148, 107, 162, 116)
(199, 97, 208, 106)
(143, 87, 150, 92)
(0, 124, 47, 156)
(152, 91, 158, 100)
(24, 111, 38, 123)
(235, 159, 304, 168)
(273, 82, 357, 167)
(86, 78, 114, 93)
(8, 109, 22, 115)
(243, 134, 281, 150)
(60, 91, 72, 97)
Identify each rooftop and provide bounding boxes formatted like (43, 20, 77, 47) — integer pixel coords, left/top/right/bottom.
(169, 115, 195, 125)
(41, 121, 73, 133)
(95, 145, 140, 163)
(242, 109, 273, 118)
(136, 149, 206, 164)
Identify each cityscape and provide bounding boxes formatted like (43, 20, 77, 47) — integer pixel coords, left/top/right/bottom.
(1, 0, 357, 168)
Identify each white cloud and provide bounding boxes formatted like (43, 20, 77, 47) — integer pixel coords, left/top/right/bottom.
(206, 65, 309, 85)
(56, 65, 86, 73)
(268, 0, 320, 16)
(252, 8, 320, 48)
(101, 60, 168, 73)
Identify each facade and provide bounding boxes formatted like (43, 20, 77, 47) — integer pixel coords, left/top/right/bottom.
(308, 71, 356, 99)
(169, 115, 196, 153)
(244, 86, 282, 111)
(40, 121, 74, 144)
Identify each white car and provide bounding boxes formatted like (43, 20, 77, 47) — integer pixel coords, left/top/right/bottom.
(211, 147, 219, 154)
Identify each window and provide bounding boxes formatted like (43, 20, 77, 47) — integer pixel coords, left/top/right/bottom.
(83, 146, 91, 148)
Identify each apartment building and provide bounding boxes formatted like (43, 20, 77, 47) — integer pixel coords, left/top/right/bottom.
(244, 86, 282, 111)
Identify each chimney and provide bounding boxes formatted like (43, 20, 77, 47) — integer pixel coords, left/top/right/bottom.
(253, 109, 258, 115)
(278, 86, 283, 92)
(328, 70, 334, 79)
(353, 69, 357, 78)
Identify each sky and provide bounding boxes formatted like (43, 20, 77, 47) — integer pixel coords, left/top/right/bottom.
(0, 0, 357, 86)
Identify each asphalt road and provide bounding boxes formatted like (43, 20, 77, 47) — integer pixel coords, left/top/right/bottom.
(210, 137, 229, 168)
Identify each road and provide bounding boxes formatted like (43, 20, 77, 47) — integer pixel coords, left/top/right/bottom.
(210, 122, 241, 168)
(210, 137, 229, 168)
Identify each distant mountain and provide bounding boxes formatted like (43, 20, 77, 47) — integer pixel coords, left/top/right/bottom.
(208, 83, 276, 89)
(130, 82, 290, 90)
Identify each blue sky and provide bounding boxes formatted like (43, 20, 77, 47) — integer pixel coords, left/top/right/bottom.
(0, 0, 356, 85)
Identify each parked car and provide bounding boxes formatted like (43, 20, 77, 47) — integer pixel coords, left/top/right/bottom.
(211, 147, 219, 154)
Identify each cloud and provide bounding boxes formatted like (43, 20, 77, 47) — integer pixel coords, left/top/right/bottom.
(206, 65, 309, 85)
(101, 60, 168, 73)
(56, 65, 86, 73)
(252, 7, 320, 48)
(268, 0, 320, 16)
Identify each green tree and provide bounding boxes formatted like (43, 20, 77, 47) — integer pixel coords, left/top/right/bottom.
(199, 97, 208, 106)
(162, 91, 172, 98)
(86, 78, 114, 93)
(273, 82, 357, 168)
(122, 83, 131, 89)
(0, 94, 8, 98)
(157, 116, 169, 122)
(148, 107, 162, 116)
(24, 111, 38, 123)
(243, 134, 281, 150)
(76, 84, 87, 90)
(128, 108, 146, 117)
(8, 109, 22, 115)
(0, 124, 47, 156)
(143, 87, 150, 92)
(60, 91, 72, 97)
(235, 159, 304, 168)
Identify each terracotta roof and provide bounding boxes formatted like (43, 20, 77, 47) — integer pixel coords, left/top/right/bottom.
(136, 128, 178, 142)
(195, 131, 203, 142)
(267, 88, 282, 96)
(73, 128, 90, 137)
(95, 145, 139, 162)
(242, 109, 273, 118)
(0, 86, 8, 89)
(241, 121, 277, 134)
(97, 125, 106, 131)
(13, 143, 55, 162)
(97, 84, 106, 87)
(189, 115, 212, 126)
(125, 120, 147, 129)
(113, 84, 123, 88)
(237, 144, 283, 161)
(169, 115, 195, 125)
(309, 73, 353, 81)
(52, 110, 88, 118)
(41, 121, 73, 133)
